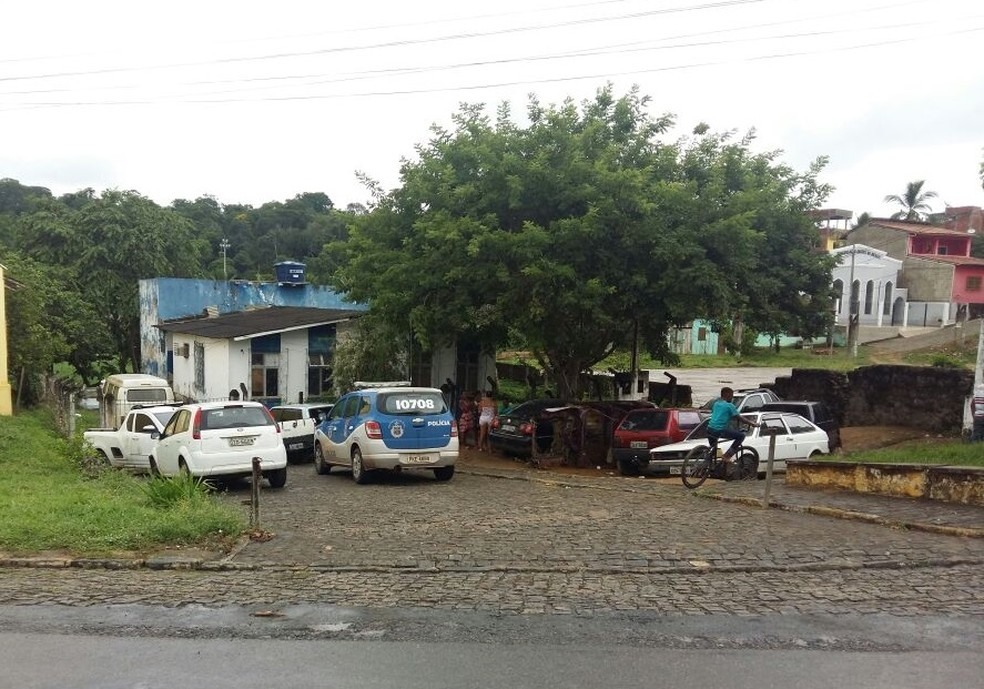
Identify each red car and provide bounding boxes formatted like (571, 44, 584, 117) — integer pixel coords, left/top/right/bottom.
(612, 408, 704, 475)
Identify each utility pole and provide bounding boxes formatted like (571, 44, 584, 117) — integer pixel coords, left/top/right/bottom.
(219, 238, 231, 281)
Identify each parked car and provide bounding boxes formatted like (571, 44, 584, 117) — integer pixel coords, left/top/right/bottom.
(647, 411, 829, 477)
(84, 404, 180, 473)
(489, 398, 567, 458)
(760, 400, 841, 451)
(612, 407, 704, 475)
(149, 401, 288, 487)
(700, 388, 781, 413)
(269, 402, 335, 461)
(313, 383, 458, 483)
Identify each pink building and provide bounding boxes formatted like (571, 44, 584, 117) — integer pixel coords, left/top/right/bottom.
(847, 218, 984, 323)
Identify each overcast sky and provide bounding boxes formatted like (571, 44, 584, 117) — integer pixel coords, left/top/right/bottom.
(2, 0, 981, 221)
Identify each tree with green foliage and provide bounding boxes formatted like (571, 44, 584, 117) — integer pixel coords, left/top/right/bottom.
(17, 190, 205, 373)
(883, 180, 937, 221)
(2, 254, 109, 402)
(330, 87, 834, 397)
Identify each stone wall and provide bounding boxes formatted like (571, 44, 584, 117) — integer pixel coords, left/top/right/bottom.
(769, 365, 973, 433)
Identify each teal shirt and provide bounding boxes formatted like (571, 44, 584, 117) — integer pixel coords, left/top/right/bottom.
(708, 399, 739, 431)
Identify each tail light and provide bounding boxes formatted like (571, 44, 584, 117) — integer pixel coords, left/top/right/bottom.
(365, 420, 382, 439)
(450, 422, 458, 437)
(491, 417, 500, 430)
(192, 408, 202, 440)
(519, 422, 534, 436)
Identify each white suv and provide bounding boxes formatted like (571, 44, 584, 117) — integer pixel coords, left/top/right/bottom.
(269, 402, 335, 461)
(150, 401, 288, 487)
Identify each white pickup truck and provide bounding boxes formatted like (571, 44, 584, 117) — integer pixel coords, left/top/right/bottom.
(269, 403, 334, 461)
(83, 405, 180, 473)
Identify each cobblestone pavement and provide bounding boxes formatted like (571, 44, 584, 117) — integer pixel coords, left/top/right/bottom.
(2, 463, 982, 618)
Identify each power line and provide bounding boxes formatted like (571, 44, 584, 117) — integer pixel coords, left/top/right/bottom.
(3, 17, 961, 100)
(0, 0, 766, 84)
(2, 24, 979, 110)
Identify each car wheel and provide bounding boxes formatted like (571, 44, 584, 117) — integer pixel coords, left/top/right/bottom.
(433, 466, 455, 481)
(351, 447, 369, 485)
(733, 448, 759, 481)
(266, 467, 287, 488)
(178, 458, 191, 478)
(148, 457, 161, 477)
(96, 449, 110, 465)
(617, 456, 641, 476)
(313, 443, 331, 475)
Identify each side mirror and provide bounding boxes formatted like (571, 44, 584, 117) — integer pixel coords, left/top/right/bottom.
(151, 431, 161, 440)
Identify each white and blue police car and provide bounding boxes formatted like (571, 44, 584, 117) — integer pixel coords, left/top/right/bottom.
(313, 382, 458, 483)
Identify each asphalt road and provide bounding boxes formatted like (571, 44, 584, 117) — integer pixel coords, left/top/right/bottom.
(2, 630, 980, 689)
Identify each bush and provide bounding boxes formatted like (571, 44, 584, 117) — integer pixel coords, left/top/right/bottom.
(140, 473, 214, 508)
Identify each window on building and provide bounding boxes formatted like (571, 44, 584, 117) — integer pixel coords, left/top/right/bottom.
(938, 245, 948, 255)
(968, 276, 983, 292)
(697, 326, 707, 341)
(832, 279, 843, 314)
(883, 282, 893, 315)
(251, 352, 280, 397)
(194, 342, 205, 391)
(308, 325, 336, 398)
(864, 280, 874, 315)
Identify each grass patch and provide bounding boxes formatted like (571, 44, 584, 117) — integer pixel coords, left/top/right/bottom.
(0, 409, 245, 556)
(830, 442, 984, 468)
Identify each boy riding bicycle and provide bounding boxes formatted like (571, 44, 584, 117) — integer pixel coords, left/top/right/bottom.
(707, 387, 762, 461)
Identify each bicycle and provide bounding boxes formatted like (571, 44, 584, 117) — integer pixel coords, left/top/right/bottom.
(680, 433, 759, 489)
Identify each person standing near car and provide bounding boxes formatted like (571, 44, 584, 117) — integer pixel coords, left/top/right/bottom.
(458, 392, 477, 449)
(707, 387, 759, 461)
(477, 390, 497, 452)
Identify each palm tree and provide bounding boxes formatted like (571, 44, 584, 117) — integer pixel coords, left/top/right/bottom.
(883, 180, 937, 221)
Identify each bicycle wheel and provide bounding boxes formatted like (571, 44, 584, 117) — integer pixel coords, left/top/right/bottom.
(681, 446, 711, 489)
(732, 447, 760, 481)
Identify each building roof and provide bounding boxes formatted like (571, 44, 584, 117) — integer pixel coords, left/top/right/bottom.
(905, 254, 984, 267)
(867, 218, 970, 238)
(156, 306, 363, 339)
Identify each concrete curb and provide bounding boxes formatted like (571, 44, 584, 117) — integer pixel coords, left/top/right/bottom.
(2, 553, 981, 575)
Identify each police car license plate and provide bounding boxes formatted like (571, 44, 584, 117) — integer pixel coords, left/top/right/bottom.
(630, 441, 648, 449)
(501, 424, 516, 433)
(669, 466, 682, 475)
(404, 454, 437, 464)
(288, 442, 304, 451)
(229, 436, 256, 447)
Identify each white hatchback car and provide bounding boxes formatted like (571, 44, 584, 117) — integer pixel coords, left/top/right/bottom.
(150, 401, 288, 487)
(648, 411, 829, 477)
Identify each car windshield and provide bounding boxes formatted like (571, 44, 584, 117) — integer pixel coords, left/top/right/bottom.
(378, 391, 448, 415)
(152, 410, 176, 427)
(618, 410, 669, 431)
